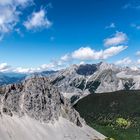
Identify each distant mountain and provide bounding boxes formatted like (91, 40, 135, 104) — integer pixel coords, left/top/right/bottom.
(0, 76, 105, 140)
(41, 70, 57, 75)
(1, 62, 140, 102)
(0, 72, 26, 86)
(49, 62, 140, 102)
(0, 70, 57, 86)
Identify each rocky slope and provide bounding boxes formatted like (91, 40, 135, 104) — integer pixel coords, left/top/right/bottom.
(0, 76, 105, 140)
(49, 62, 140, 101)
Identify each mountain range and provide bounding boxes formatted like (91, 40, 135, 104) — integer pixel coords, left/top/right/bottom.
(1, 62, 140, 102)
(48, 62, 140, 102)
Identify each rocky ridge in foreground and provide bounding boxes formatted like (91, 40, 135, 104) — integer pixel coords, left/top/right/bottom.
(0, 76, 105, 140)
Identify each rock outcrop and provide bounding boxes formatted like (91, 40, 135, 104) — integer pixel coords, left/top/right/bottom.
(0, 76, 106, 140)
(0, 76, 83, 126)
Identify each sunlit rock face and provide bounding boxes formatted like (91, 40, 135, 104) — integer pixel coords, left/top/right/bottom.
(49, 62, 140, 101)
(0, 76, 106, 140)
(0, 76, 83, 125)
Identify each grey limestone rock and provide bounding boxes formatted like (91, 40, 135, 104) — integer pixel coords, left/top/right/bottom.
(0, 76, 84, 126)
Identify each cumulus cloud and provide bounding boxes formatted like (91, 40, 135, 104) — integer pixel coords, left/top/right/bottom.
(0, 0, 51, 40)
(0, 0, 32, 6)
(0, 0, 12, 5)
(0, 6, 19, 39)
(123, 3, 140, 10)
(137, 59, 140, 65)
(0, 63, 11, 72)
(136, 51, 140, 56)
(0, 44, 128, 73)
(15, 0, 33, 6)
(0, 0, 33, 40)
(71, 46, 127, 60)
(14, 45, 127, 73)
(105, 23, 115, 29)
(79, 61, 85, 65)
(13, 67, 37, 73)
(115, 57, 132, 65)
(24, 9, 52, 30)
(104, 32, 128, 47)
(61, 54, 71, 61)
(40, 63, 57, 70)
(13, 60, 64, 73)
(131, 23, 140, 30)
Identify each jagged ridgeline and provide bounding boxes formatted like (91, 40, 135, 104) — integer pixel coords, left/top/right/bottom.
(0, 76, 105, 140)
(1, 62, 140, 104)
(0, 76, 83, 124)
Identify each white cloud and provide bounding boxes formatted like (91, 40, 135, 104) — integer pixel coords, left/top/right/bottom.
(0, 63, 11, 72)
(104, 32, 128, 47)
(123, 3, 132, 9)
(72, 47, 95, 60)
(71, 46, 127, 60)
(123, 3, 140, 10)
(14, 67, 37, 73)
(15, 0, 33, 6)
(13, 64, 54, 73)
(136, 51, 140, 56)
(79, 61, 85, 65)
(137, 59, 140, 65)
(115, 57, 132, 65)
(40, 63, 56, 70)
(0, 6, 19, 39)
(13, 60, 64, 73)
(0, 0, 13, 5)
(24, 9, 52, 30)
(105, 23, 115, 29)
(131, 23, 140, 30)
(14, 45, 128, 73)
(0, 0, 33, 40)
(0, 0, 33, 7)
(61, 54, 71, 61)
(0, 0, 52, 40)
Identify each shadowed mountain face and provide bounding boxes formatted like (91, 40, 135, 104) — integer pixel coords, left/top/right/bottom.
(76, 64, 98, 76)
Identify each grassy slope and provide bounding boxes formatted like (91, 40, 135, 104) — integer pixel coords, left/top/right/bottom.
(74, 90, 140, 140)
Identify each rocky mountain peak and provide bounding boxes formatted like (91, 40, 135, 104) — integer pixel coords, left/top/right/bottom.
(0, 76, 84, 126)
(98, 61, 119, 71)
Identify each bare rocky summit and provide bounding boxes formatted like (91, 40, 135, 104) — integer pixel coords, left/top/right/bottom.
(0, 75, 105, 140)
(0, 76, 83, 126)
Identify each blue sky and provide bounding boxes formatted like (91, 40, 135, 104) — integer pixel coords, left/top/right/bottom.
(0, 0, 140, 73)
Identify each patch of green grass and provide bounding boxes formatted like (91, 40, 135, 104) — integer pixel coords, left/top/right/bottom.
(74, 90, 140, 140)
